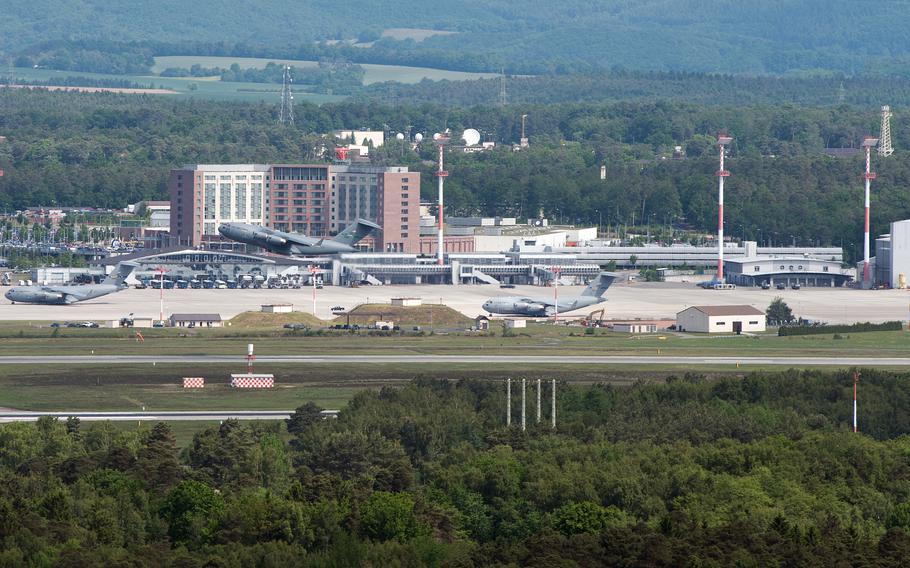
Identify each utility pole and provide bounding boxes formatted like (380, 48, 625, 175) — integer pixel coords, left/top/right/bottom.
(521, 378, 526, 431)
(536, 378, 541, 423)
(853, 372, 859, 433)
(506, 378, 511, 427)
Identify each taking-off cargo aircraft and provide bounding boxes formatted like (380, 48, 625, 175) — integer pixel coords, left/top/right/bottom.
(482, 272, 618, 317)
(217, 219, 380, 255)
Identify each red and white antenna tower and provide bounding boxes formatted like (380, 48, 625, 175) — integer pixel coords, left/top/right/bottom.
(551, 266, 562, 322)
(861, 135, 879, 289)
(433, 132, 450, 265)
(715, 134, 733, 283)
(155, 266, 166, 323)
(853, 371, 859, 433)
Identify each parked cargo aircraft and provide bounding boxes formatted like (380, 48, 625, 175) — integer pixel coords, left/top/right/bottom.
(4, 262, 138, 305)
(217, 219, 380, 255)
(482, 272, 618, 317)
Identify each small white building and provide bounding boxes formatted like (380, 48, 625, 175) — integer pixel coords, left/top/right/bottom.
(170, 313, 224, 327)
(676, 305, 766, 334)
(391, 297, 422, 307)
(613, 323, 657, 333)
(262, 304, 294, 313)
(504, 318, 527, 329)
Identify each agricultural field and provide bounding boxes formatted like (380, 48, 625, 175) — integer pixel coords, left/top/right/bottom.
(10, 66, 346, 103)
(380, 27, 458, 41)
(151, 55, 499, 84)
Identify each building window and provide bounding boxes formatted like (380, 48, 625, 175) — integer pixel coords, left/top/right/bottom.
(749, 321, 759, 325)
(716, 321, 725, 325)
(402, 177, 408, 182)
(789, 265, 794, 270)
(401, 208, 409, 214)
(753, 266, 760, 272)
(401, 224, 408, 230)
(798, 265, 803, 270)
(823, 266, 829, 272)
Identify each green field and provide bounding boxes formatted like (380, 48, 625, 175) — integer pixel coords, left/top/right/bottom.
(151, 55, 499, 84)
(10, 66, 346, 103)
(3, 322, 910, 359)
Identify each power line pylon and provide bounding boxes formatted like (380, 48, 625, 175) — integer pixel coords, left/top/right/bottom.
(279, 66, 295, 127)
(879, 105, 894, 157)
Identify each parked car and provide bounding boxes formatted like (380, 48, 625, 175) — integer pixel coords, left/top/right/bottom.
(331, 305, 345, 312)
(776, 283, 786, 290)
(761, 282, 771, 290)
(500, 283, 516, 289)
(791, 283, 801, 290)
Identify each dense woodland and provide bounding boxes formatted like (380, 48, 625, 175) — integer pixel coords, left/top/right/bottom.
(3, 371, 910, 565)
(6, 2, 910, 76)
(2, 90, 910, 259)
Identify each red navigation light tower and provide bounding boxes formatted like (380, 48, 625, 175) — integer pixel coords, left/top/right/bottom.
(861, 136, 879, 289)
(551, 266, 562, 322)
(715, 134, 733, 283)
(433, 132, 451, 265)
(155, 267, 166, 323)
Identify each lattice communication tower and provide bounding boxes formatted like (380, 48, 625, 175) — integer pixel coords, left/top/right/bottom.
(279, 66, 295, 127)
(879, 105, 894, 157)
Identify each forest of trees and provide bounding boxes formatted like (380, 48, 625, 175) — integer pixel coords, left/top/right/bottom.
(3, 371, 910, 565)
(5, 2, 910, 76)
(159, 62, 366, 95)
(1, 90, 908, 259)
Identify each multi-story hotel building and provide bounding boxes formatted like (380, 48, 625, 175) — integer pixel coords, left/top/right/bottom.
(169, 163, 419, 252)
(169, 164, 270, 246)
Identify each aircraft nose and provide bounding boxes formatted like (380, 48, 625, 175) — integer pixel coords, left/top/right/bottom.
(4, 290, 14, 301)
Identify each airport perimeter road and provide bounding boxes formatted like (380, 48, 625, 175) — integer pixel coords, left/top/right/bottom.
(2, 354, 910, 366)
(0, 410, 339, 423)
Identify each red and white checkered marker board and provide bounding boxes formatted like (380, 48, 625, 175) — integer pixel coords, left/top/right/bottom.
(182, 377, 205, 388)
(231, 376, 274, 388)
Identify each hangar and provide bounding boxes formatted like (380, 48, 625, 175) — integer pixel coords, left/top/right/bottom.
(677, 305, 766, 334)
(724, 256, 852, 287)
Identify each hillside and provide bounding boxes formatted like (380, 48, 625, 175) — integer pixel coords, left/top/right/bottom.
(228, 311, 325, 329)
(337, 304, 473, 328)
(4, 1, 910, 76)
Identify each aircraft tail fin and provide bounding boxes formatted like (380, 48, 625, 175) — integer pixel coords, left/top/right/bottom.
(102, 262, 138, 287)
(331, 219, 381, 247)
(580, 271, 618, 299)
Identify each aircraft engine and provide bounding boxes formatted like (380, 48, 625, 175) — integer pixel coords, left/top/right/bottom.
(263, 234, 288, 247)
(515, 301, 547, 315)
(43, 291, 66, 303)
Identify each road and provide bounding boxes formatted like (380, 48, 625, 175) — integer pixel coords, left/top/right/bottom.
(0, 410, 339, 423)
(1, 355, 909, 366)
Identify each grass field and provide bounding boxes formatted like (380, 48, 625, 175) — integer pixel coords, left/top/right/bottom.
(151, 56, 499, 84)
(381, 28, 458, 41)
(10, 67, 346, 103)
(2, 322, 910, 358)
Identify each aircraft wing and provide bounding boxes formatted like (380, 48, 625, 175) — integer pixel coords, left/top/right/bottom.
(282, 233, 319, 247)
(40, 287, 83, 303)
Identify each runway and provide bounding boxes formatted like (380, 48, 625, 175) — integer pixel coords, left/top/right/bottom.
(0, 409, 339, 423)
(1, 354, 909, 366)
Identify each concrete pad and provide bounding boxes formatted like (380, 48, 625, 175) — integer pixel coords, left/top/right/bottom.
(0, 281, 907, 324)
